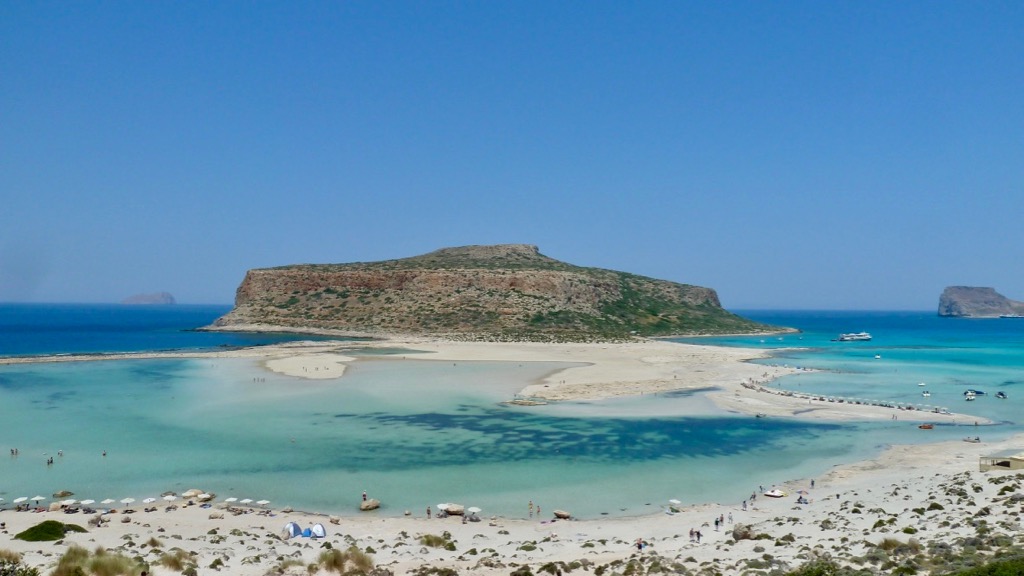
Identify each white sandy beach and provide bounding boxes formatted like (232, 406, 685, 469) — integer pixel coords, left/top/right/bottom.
(3, 432, 1022, 575)
(1, 336, 1010, 574)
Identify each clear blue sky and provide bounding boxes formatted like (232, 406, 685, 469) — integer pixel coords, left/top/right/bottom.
(2, 2, 1021, 309)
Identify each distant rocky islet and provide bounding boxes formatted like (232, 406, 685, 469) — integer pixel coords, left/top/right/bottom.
(937, 286, 1024, 318)
(121, 292, 176, 305)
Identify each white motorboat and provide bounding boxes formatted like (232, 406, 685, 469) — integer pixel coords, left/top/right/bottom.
(836, 332, 872, 341)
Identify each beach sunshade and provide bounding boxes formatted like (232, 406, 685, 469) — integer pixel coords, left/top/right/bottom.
(143, 498, 156, 504)
(256, 499, 270, 506)
(13, 497, 27, 504)
(31, 496, 46, 502)
(61, 499, 77, 506)
(282, 522, 302, 539)
(467, 506, 482, 514)
(436, 503, 450, 511)
(224, 497, 238, 503)
(120, 498, 135, 505)
(240, 499, 253, 504)
(163, 495, 177, 502)
(101, 499, 116, 505)
(668, 499, 681, 505)
(80, 499, 95, 505)
(198, 493, 212, 499)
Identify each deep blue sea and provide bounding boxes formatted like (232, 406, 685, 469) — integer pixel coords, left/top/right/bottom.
(0, 303, 321, 356)
(0, 305, 1020, 518)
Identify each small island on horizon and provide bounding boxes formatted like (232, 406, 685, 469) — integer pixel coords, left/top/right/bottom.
(937, 286, 1024, 318)
(121, 291, 176, 305)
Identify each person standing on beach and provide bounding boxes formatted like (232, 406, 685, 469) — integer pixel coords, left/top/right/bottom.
(528, 500, 533, 517)
(427, 506, 431, 519)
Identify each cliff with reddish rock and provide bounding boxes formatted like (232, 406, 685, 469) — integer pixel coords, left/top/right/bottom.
(211, 244, 776, 341)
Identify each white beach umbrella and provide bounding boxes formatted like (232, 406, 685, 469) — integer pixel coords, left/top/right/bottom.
(80, 499, 95, 505)
(467, 506, 482, 514)
(31, 495, 46, 503)
(120, 497, 135, 505)
(143, 498, 156, 504)
(256, 499, 270, 507)
(13, 497, 27, 504)
(239, 498, 253, 505)
(436, 503, 450, 511)
(224, 497, 238, 503)
(60, 499, 76, 506)
(163, 495, 177, 502)
(101, 499, 116, 505)
(668, 499, 681, 505)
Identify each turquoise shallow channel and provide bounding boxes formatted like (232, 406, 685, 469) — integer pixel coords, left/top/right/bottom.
(0, 306, 1021, 518)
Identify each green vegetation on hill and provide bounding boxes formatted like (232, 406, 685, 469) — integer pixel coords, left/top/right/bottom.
(218, 245, 782, 341)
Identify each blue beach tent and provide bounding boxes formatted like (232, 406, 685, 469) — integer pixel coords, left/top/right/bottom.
(283, 522, 301, 539)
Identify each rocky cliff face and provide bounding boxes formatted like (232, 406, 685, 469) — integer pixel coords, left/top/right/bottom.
(212, 244, 774, 340)
(937, 286, 1024, 317)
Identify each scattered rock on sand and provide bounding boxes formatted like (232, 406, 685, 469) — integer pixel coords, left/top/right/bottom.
(360, 498, 380, 511)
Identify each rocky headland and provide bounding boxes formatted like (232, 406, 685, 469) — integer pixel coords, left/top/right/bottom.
(937, 286, 1024, 317)
(209, 244, 779, 341)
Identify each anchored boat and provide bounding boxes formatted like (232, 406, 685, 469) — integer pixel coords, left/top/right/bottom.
(835, 332, 872, 341)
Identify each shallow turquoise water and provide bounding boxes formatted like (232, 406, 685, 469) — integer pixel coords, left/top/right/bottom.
(2, 308, 1021, 518)
(688, 310, 1024, 426)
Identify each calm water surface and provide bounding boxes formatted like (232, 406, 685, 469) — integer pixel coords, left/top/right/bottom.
(1, 306, 1019, 517)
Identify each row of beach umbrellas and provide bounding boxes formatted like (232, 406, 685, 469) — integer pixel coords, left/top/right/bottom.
(4, 494, 270, 507)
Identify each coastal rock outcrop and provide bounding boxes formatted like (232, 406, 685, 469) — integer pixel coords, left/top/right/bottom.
(937, 286, 1024, 317)
(211, 244, 776, 341)
(121, 292, 176, 305)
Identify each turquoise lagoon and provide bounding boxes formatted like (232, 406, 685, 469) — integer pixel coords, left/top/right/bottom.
(1, 306, 1021, 518)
